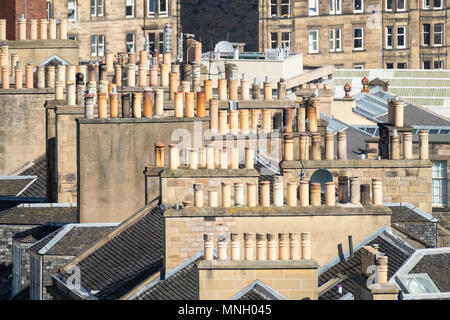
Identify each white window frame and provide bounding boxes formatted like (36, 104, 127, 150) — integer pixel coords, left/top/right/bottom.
(386, 0, 393, 11)
(309, 0, 319, 16)
(434, 0, 442, 9)
(329, 29, 342, 52)
(423, 60, 432, 69)
(91, 35, 98, 56)
(397, 26, 406, 48)
(126, 0, 135, 18)
(335, 28, 342, 51)
(386, 26, 393, 48)
(423, 0, 430, 9)
(336, 0, 342, 13)
(98, 35, 105, 56)
(270, 0, 278, 17)
(280, 0, 291, 17)
(432, 161, 448, 207)
(281, 32, 290, 49)
(159, 0, 168, 16)
(396, 0, 405, 11)
(329, 29, 335, 51)
(330, 0, 335, 14)
(148, 33, 156, 52)
(354, 0, 364, 13)
(126, 33, 136, 53)
(159, 32, 164, 52)
(423, 24, 431, 46)
(434, 23, 443, 46)
(353, 28, 364, 50)
(270, 32, 278, 49)
(68, 0, 77, 22)
(308, 30, 319, 53)
(90, 0, 104, 17)
(148, 0, 156, 16)
(434, 60, 444, 69)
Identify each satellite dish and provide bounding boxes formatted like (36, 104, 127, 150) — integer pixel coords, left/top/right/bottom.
(215, 41, 234, 53)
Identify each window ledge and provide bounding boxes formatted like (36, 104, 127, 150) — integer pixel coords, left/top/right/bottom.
(353, 49, 365, 52)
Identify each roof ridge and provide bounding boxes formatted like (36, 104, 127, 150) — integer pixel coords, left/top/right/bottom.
(60, 204, 156, 274)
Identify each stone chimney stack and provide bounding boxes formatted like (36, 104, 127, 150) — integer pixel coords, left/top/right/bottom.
(203, 234, 214, 261)
(155, 143, 165, 167)
(267, 233, 278, 260)
(196, 92, 206, 117)
(217, 236, 228, 260)
(325, 182, 335, 206)
(218, 79, 227, 101)
(338, 176, 349, 204)
(287, 182, 298, 207)
(419, 129, 429, 160)
(256, 233, 267, 260)
(350, 177, 360, 204)
(325, 132, 335, 160)
(122, 93, 131, 118)
(234, 183, 245, 206)
(185, 92, 195, 117)
(247, 183, 257, 207)
(301, 232, 311, 259)
(278, 79, 286, 100)
(311, 133, 321, 160)
(261, 109, 272, 133)
(260, 181, 271, 207)
(222, 182, 231, 207)
(84, 93, 95, 119)
(372, 178, 383, 205)
(263, 77, 273, 100)
(289, 233, 300, 260)
(279, 233, 289, 260)
(194, 183, 204, 208)
(230, 233, 241, 260)
(390, 133, 401, 160)
(209, 189, 218, 207)
(244, 233, 255, 261)
(337, 131, 347, 159)
(284, 135, 294, 161)
(252, 79, 261, 100)
(169, 144, 179, 170)
(360, 184, 371, 205)
(154, 88, 164, 116)
(273, 180, 284, 207)
(143, 89, 152, 118)
(299, 181, 309, 206)
(403, 132, 413, 159)
(310, 183, 321, 206)
(174, 92, 184, 117)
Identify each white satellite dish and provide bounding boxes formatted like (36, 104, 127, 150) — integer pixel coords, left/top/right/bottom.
(215, 41, 234, 53)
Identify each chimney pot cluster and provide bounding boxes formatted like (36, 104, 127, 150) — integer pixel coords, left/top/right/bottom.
(203, 232, 312, 261)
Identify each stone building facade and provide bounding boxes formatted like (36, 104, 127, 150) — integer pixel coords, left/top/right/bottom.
(181, 0, 449, 69)
(49, 0, 179, 62)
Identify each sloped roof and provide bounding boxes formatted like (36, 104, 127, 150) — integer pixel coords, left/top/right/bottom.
(318, 227, 415, 300)
(0, 203, 77, 225)
(57, 205, 165, 300)
(133, 252, 201, 300)
(29, 224, 118, 256)
(410, 253, 450, 292)
(232, 280, 288, 300)
(17, 156, 47, 199)
(0, 177, 35, 197)
(13, 225, 61, 244)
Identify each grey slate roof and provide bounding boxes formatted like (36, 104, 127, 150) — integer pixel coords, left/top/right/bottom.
(58, 205, 165, 300)
(29, 225, 117, 256)
(376, 102, 450, 126)
(13, 225, 61, 244)
(238, 287, 269, 300)
(318, 228, 414, 300)
(389, 206, 433, 223)
(0, 204, 77, 225)
(346, 126, 371, 159)
(134, 259, 199, 300)
(410, 253, 450, 292)
(18, 156, 47, 199)
(0, 178, 35, 197)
